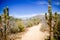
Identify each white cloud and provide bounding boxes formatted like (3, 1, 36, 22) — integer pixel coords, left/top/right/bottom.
(36, 1, 48, 5)
(9, 13, 45, 18)
(9, 14, 38, 18)
(36, 1, 60, 5)
(54, 2, 60, 5)
(57, 12, 60, 14)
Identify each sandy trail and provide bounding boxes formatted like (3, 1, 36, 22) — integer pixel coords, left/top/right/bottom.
(21, 23, 49, 40)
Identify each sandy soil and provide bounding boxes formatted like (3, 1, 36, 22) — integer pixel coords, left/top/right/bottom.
(21, 23, 49, 40)
(9, 23, 49, 40)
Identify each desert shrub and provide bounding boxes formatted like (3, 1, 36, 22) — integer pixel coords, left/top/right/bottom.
(27, 21, 33, 27)
(15, 18, 25, 32)
(32, 18, 40, 25)
(18, 24, 25, 32)
(10, 26, 20, 33)
(40, 23, 49, 32)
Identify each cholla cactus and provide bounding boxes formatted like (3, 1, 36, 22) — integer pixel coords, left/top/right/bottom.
(3, 7, 9, 40)
(0, 6, 10, 40)
(48, 0, 53, 40)
(45, 0, 58, 40)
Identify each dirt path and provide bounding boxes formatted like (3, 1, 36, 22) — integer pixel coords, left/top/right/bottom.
(21, 23, 49, 40)
(9, 23, 49, 40)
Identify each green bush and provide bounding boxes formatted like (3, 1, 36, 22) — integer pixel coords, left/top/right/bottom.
(10, 27, 20, 33)
(27, 21, 33, 27)
(18, 24, 25, 32)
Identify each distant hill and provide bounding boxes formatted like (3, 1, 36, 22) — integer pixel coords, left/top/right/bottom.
(9, 14, 44, 27)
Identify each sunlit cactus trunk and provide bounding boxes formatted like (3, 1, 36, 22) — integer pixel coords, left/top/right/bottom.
(48, 0, 53, 40)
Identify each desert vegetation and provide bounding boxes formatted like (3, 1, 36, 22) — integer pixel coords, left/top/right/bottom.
(44, 0, 60, 40)
(0, 7, 40, 40)
(0, 0, 60, 40)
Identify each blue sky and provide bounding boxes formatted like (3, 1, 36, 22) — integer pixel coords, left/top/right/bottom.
(0, 0, 60, 18)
